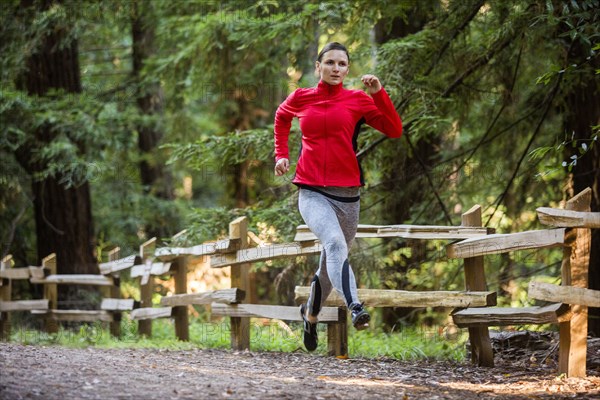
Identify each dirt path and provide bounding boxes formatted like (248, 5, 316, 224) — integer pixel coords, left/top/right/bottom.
(1, 343, 598, 399)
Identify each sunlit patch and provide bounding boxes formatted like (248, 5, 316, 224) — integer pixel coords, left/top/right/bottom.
(439, 376, 600, 397)
(317, 375, 415, 389)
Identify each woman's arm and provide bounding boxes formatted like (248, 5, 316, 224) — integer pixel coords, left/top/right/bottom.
(361, 75, 403, 138)
(273, 90, 298, 175)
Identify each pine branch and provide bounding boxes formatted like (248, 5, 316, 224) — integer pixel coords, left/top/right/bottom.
(425, 0, 486, 76)
(361, 8, 527, 160)
(357, 119, 413, 160)
(364, 103, 539, 192)
(1, 200, 28, 260)
(438, 107, 536, 168)
(441, 27, 520, 98)
(405, 134, 454, 225)
(438, 41, 524, 181)
(485, 73, 563, 226)
(97, 83, 131, 100)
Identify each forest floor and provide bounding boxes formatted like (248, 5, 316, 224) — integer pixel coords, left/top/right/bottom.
(1, 339, 599, 400)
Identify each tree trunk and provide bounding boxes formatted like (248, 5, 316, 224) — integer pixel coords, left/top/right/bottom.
(132, 0, 172, 197)
(562, 42, 600, 337)
(233, 162, 249, 209)
(131, 0, 175, 238)
(15, 0, 97, 305)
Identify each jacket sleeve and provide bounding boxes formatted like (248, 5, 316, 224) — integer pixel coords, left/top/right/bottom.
(273, 90, 299, 161)
(362, 88, 403, 138)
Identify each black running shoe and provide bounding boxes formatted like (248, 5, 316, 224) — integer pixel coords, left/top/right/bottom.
(350, 302, 370, 330)
(300, 304, 318, 351)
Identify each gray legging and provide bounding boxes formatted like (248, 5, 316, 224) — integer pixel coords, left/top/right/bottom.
(298, 186, 361, 321)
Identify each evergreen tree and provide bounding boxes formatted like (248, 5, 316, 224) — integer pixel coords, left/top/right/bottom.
(3, 0, 97, 304)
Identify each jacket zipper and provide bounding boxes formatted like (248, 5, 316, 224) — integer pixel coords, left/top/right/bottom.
(323, 85, 331, 186)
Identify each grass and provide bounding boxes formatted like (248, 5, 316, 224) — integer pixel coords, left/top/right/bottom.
(349, 326, 468, 361)
(6, 317, 468, 362)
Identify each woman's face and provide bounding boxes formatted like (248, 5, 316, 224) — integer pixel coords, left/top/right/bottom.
(316, 50, 349, 86)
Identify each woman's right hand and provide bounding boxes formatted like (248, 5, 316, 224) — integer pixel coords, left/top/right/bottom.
(274, 158, 290, 176)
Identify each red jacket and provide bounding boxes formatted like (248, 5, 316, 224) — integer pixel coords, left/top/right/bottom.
(274, 80, 402, 187)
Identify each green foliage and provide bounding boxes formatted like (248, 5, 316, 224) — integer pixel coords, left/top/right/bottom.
(1, 90, 136, 187)
(165, 127, 276, 169)
(529, 129, 598, 175)
(9, 317, 466, 361)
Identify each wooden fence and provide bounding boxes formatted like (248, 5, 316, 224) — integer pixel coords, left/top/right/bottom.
(0, 188, 598, 378)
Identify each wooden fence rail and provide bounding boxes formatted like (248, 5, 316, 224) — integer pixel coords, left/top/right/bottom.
(294, 287, 497, 308)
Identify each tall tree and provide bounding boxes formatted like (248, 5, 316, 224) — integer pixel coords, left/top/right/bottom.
(13, 0, 97, 301)
(131, 0, 175, 238)
(557, 4, 600, 336)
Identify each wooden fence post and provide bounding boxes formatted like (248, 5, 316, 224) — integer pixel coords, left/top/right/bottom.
(229, 216, 250, 350)
(107, 247, 121, 338)
(138, 238, 156, 337)
(173, 256, 189, 341)
(559, 188, 591, 377)
(327, 308, 348, 357)
(0, 255, 13, 340)
(462, 205, 494, 367)
(42, 254, 58, 334)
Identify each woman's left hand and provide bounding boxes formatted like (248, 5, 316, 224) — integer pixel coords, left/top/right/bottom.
(361, 74, 382, 94)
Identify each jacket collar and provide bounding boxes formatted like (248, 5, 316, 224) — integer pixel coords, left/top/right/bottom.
(316, 80, 344, 96)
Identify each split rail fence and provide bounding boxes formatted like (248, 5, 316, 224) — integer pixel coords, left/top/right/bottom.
(0, 188, 598, 378)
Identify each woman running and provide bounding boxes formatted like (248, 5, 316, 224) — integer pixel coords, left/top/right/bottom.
(274, 42, 403, 351)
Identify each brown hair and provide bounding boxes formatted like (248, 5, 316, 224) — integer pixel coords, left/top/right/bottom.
(317, 42, 350, 63)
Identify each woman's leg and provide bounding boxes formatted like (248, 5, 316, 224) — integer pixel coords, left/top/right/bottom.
(304, 250, 331, 323)
(298, 189, 361, 318)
